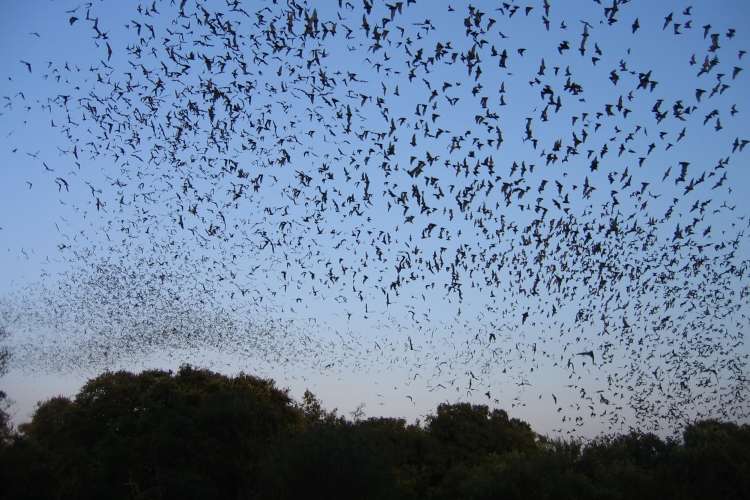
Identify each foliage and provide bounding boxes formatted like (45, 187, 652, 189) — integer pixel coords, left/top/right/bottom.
(5, 366, 303, 499)
(0, 366, 748, 500)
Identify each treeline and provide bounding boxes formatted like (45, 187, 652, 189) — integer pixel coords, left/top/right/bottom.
(0, 366, 748, 499)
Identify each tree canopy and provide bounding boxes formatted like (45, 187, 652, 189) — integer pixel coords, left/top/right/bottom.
(0, 366, 748, 500)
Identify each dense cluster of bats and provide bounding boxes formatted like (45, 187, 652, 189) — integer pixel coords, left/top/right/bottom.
(1, 0, 748, 434)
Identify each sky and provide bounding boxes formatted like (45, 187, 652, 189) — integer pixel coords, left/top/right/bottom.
(1, 0, 749, 437)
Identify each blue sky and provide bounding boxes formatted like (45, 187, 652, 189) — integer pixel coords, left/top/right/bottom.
(1, 0, 749, 436)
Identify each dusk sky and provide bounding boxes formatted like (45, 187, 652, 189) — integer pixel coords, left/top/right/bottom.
(1, 0, 749, 437)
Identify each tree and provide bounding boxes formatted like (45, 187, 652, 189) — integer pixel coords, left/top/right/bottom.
(16, 365, 306, 500)
(673, 420, 750, 500)
(436, 446, 598, 500)
(256, 420, 407, 500)
(426, 403, 538, 460)
(578, 431, 675, 500)
(2, 365, 749, 500)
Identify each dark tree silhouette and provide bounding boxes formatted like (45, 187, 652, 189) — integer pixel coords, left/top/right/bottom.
(1, 366, 748, 500)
